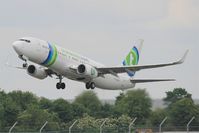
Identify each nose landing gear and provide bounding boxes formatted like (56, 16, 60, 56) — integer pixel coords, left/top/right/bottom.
(56, 75, 66, 89)
(19, 55, 28, 68)
(23, 62, 28, 68)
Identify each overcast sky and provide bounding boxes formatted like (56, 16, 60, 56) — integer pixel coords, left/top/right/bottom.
(0, 0, 198, 100)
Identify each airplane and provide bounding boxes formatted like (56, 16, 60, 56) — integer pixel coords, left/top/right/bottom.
(11, 37, 188, 90)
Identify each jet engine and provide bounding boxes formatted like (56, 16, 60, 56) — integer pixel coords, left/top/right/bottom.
(77, 64, 98, 78)
(27, 65, 48, 79)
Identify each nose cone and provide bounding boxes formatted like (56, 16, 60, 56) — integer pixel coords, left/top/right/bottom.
(12, 41, 23, 55)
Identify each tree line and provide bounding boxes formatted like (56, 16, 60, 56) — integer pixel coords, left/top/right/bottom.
(0, 88, 199, 132)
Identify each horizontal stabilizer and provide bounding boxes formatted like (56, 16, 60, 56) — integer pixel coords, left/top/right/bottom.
(130, 79, 175, 83)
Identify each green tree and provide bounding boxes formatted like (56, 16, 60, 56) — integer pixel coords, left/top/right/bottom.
(98, 103, 114, 118)
(117, 115, 132, 132)
(115, 93, 125, 105)
(50, 99, 73, 123)
(3, 96, 20, 126)
(0, 90, 6, 129)
(8, 91, 38, 111)
(168, 98, 199, 126)
(17, 105, 60, 132)
(0, 103, 4, 130)
(115, 89, 152, 124)
(76, 114, 98, 130)
(164, 88, 192, 106)
(39, 97, 53, 110)
(150, 108, 167, 126)
(71, 103, 87, 119)
(74, 91, 102, 117)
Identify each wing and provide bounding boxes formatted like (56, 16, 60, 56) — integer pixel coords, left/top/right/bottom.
(97, 50, 188, 75)
(130, 79, 175, 83)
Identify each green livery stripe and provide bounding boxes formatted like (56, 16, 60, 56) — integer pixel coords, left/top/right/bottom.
(46, 44, 58, 66)
(41, 43, 58, 67)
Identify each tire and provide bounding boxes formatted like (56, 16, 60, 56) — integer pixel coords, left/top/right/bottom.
(86, 82, 90, 89)
(61, 83, 66, 89)
(56, 83, 61, 89)
(90, 82, 95, 89)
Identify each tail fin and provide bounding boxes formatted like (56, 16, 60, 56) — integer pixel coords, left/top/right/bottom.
(122, 39, 143, 77)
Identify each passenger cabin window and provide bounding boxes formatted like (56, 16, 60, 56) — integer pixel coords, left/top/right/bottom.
(19, 39, 31, 43)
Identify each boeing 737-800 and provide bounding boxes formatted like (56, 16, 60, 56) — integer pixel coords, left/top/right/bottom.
(11, 37, 188, 90)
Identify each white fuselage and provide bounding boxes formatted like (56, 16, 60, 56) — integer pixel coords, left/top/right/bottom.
(12, 37, 135, 90)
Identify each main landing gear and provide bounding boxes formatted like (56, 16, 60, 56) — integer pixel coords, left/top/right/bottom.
(56, 76, 66, 89)
(86, 82, 95, 89)
(19, 55, 28, 68)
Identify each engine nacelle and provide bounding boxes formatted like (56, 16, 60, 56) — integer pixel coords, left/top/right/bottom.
(27, 65, 48, 80)
(77, 64, 98, 78)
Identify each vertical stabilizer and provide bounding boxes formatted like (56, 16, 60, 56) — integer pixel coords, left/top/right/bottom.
(122, 39, 143, 77)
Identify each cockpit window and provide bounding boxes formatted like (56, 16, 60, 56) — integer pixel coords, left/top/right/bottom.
(19, 39, 31, 43)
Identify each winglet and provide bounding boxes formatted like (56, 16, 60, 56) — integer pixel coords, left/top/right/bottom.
(177, 50, 189, 64)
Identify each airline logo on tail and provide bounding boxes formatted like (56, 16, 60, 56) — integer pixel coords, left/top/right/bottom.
(123, 46, 140, 77)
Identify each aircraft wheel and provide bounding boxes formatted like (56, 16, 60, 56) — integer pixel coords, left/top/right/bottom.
(61, 83, 66, 89)
(86, 82, 90, 89)
(56, 83, 61, 89)
(90, 82, 95, 89)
